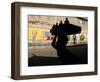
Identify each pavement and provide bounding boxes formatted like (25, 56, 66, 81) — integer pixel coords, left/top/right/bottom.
(28, 44, 88, 66)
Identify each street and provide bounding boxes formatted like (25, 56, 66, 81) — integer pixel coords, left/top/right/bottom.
(28, 44, 88, 66)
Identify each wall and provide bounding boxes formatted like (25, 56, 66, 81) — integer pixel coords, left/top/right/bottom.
(0, 0, 100, 82)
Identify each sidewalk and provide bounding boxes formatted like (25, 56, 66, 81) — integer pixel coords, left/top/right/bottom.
(28, 44, 87, 66)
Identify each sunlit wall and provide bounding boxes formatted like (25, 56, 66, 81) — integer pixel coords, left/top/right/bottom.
(28, 15, 88, 46)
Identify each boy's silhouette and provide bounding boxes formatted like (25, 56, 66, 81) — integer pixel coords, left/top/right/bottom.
(51, 18, 82, 64)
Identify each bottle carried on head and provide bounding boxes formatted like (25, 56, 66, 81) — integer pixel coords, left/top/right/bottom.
(50, 18, 81, 35)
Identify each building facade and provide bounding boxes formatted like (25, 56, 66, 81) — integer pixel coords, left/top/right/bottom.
(28, 15, 88, 46)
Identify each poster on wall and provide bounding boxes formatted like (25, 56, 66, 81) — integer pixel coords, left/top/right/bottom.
(11, 2, 97, 80)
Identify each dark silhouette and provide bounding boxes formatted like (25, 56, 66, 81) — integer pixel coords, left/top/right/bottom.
(50, 18, 83, 64)
(73, 34, 77, 45)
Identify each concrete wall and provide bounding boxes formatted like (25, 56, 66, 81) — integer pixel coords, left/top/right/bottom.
(28, 16, 88, 45)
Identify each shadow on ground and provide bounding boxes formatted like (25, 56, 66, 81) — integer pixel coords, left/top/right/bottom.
(28, 55, 62, 66)
(28, 44, 88, 66)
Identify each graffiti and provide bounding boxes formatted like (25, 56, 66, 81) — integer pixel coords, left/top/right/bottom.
(80, 34, 85, 41)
